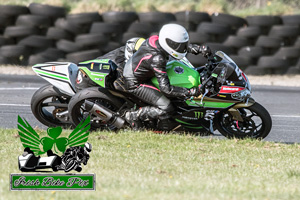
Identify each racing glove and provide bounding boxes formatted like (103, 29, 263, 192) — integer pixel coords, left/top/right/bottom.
(186, 85, 202, 97)
(188, 44, 212, 58)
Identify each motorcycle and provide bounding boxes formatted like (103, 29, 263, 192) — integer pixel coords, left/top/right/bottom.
(32, 51, 272, 139)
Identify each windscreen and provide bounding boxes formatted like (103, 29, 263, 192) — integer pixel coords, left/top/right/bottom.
(215, 51, 236, 64)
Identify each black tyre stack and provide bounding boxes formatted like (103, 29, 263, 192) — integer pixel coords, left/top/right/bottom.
(0, 3, 299, 75)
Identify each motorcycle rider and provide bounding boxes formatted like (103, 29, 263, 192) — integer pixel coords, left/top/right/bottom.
(76, 37, 145, 91)
(58, 142, 92, 172)
(123, 23, 211, 129)
(97, 37, 146, 69)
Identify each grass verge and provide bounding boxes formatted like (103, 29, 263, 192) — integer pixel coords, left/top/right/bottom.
(1, 128, 300, 200)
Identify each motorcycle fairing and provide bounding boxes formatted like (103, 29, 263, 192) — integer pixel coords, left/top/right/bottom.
(32, 62, 78, 96)
(78, 59, 118, 88)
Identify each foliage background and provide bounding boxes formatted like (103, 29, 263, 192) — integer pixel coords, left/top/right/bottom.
(0, 0, 299, 16)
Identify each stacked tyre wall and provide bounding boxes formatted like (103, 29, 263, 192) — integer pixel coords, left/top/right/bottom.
(0, 4, 300, 75)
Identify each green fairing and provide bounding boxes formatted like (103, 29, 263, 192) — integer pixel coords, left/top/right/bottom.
(79, 59, 110, 64)
(79, 67, 107, 88)
(186, 100, 234, 108)
(175, 118, 195, 125)
(175, 119, 203, 129)
(185, 126, 204, 129)
(78, 59, 112, 88)
(151, 60, 200, 89)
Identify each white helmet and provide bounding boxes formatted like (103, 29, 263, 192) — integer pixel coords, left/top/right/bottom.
(84, 142, 92, 154)
(159, 24, 189, 60)
(125, 37, 145, 61)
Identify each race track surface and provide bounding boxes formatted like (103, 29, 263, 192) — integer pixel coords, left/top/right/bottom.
(0, 74, 300, 143)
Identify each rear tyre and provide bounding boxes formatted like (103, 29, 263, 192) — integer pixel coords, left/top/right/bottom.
(215, 102, 272, 139)
(31, 84, 71, 127)
(68, 87, 123, 130)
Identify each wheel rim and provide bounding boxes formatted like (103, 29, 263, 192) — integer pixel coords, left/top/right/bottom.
(72, 98, 119, 130)
(38, 95, 69, 125)
(220, 107, 264, 138)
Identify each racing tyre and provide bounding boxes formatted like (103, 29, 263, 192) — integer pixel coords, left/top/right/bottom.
(126, 22, 155, 35)
(269, 25, 300, 38)
(223, 36, 249, 48)
(46, 27, 74, 40)
(56, 39, 83, 53)
(16, 14, 52, 28)
(19, 35, 54, 48)
(102, 11, 138, 24)
(197, 22, 231, 35)
(138, 12, 176, 24)
(0, 45, 30, 58)
(246, 15, 281, 26)
(211, 13, 247, 29)
(31, 84, 71, 127)
(215, 102, 272, 139)
(4, 26, 40, 38)
(66, 12, 102, 25)
(175, 11, 211, 24)
(75, 33, 109, 47)
(255, 36, 283, 48)
(286, 66, 300, 74)
(66, 49, 101, 64)
(189, 32, 211, 44)
(0, 5, 29, 16)
(236, 26, 261, 38)
(281, 15, 300, 26)
(28, 3, 66, 18)
(68, 87, 123, 130)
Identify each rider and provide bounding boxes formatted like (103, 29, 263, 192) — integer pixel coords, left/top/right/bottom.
(97, 37, 146, 69)
(123, 23, 211, 129)
(76, 37, 145, 91)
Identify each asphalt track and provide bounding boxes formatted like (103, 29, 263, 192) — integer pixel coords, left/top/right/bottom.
(0, 74, 300, 143)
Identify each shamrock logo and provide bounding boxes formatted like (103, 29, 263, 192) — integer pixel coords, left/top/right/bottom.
(40, 127, 68, 154)
(18, 116, 90, 155)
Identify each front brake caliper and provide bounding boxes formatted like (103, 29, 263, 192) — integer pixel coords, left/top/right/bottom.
(228, 108, 243, 122)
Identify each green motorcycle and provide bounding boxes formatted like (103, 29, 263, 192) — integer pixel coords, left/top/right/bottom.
(67, 51, 272, 139)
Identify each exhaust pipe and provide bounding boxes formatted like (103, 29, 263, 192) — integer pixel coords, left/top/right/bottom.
(84, 100, 125, 129)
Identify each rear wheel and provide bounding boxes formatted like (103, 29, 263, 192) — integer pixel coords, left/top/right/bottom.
(31, 84, 71, 127)
(68, 87, 123, 130)
(215, 102, 272, 139)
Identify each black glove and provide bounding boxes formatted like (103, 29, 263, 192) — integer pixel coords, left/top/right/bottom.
(188, 44, 212, 58)
(188, 44, 201, 55)
(186, 85, 202, 97)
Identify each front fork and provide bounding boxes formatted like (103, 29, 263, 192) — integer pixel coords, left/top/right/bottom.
(227, 97, 255, 122)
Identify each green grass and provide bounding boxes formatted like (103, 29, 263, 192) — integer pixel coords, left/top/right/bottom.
(0, 0, 300, 16)
(1, 128, 300, 200)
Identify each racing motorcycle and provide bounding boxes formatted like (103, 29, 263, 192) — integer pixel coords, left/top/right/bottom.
(31, 51, 272, 139)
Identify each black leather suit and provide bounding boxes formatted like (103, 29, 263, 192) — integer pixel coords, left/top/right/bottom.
(97, 46, 126, 68)
(123, 35, 199, 123)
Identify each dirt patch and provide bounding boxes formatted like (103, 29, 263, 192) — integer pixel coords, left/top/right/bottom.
(0, 65, 299, 87)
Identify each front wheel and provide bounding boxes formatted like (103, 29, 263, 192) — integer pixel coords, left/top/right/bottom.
(215, 102, 272, 139)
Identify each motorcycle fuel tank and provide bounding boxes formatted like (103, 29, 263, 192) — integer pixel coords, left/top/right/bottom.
(151, 60, 201, 89)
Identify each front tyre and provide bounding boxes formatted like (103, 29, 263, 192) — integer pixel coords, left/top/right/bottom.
(215, 102, 272, 139)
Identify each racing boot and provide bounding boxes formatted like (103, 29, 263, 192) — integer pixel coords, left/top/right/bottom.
(125, 106, 167, 130)
(125, 109, 143, 130)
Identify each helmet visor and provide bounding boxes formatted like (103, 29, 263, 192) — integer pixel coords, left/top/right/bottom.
(166, 38, 188, 53)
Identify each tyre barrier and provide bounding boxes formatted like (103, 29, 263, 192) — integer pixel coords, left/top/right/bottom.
(0, 3, 300, 75)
